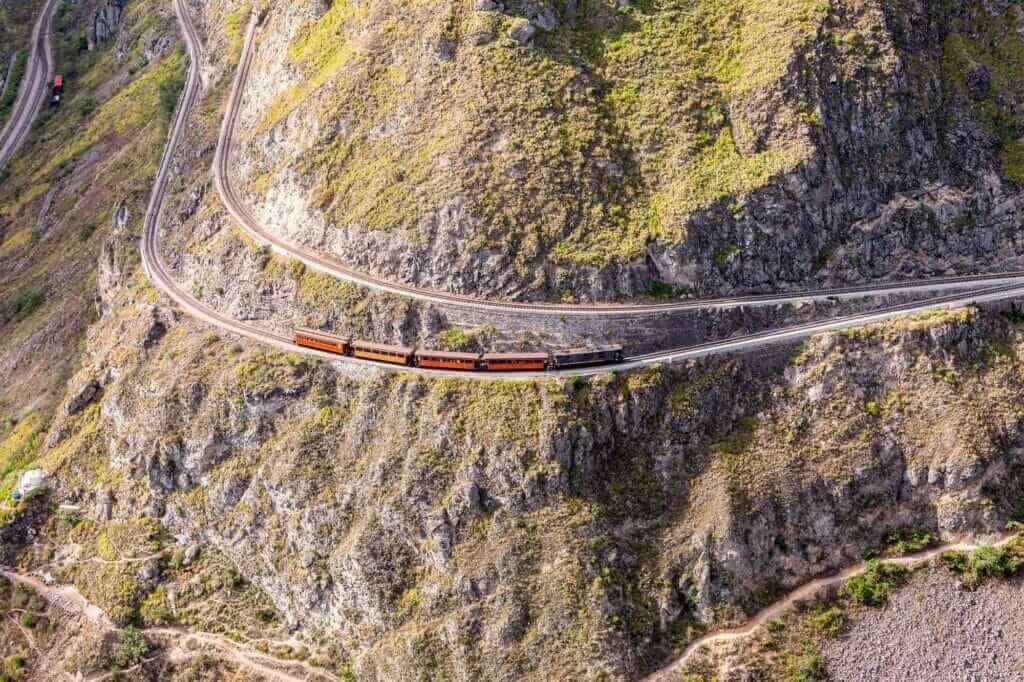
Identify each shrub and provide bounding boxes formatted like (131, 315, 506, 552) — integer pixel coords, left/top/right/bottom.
(159, 75, 186, 119)
(940, 550, 969, 574)
(78, 222, 98, 241)
(805, 604, 846, 639)
(883, 528, 937, 556)
(969, 544, 1023, 580)
(645, 280, 677, 299)
(111, 627, 151, 669)
(0, 288, 45, 325)
(19, 612, 36, 629)
(138, 586, 172, 626)
(77, 96, 98, 117)
(842, 560, 907, 607)
(941, 539, 1024, 587)
(783, 652, 828, 681)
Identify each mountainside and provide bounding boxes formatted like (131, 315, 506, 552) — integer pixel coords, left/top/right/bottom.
(235, 0, 1024, 301)
(0, 1, 1023, 681)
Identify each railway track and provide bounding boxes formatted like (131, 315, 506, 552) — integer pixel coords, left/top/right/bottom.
(0, 0, 59, 169)
(135, 3, 1024, 379)
(214, 13, 1024, 316)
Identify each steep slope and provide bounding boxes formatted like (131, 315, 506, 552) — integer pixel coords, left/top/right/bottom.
(0, 0, 182, 420)
(25, 269, 1024, 679)
(1, 1, 1024, 681)
(232, 0, 1024, 301)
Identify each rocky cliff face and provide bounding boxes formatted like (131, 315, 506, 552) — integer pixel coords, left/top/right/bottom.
(32, 272, 1024, 679)
(2, 1, 1024, 680)
(233, 0, 1024, 301)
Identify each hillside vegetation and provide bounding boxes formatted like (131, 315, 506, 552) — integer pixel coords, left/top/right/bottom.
(235, 0, 1024, 300)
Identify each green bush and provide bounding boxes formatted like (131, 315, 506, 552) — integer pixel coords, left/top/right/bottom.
(969, 545, 1023, 580)
(645, 280, 677, 299)
(0, 288, 45, 325)
(941, 539, 1024, 587)
(940, 550, 969, 574)
(883, 528, 937, 556)
(111, 627, 151, 669)
(805, 604, 846, 638)
(78, 222, 98, 241)
(159, 75, 185, 119)
(77, 96, 97, 117)
(782, 652, 828, 681)
(842, 560, 907, 607)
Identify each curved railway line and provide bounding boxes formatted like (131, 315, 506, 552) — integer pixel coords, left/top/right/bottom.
(215, 12, 1024, 316)
(133, 2, 1024, 379)
(0, 0, 59, 169)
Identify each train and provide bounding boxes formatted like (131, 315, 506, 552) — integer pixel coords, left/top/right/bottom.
(294, 327, 625, 372)
(51, 74, 63, 106)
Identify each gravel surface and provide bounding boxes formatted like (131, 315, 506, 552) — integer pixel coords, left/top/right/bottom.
(822, 567, 1024, 681)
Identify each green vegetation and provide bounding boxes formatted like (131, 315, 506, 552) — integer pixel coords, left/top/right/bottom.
(645, 280, 678, 299)
(158, 73, 185, 119)
(436, 326, 473, 349)
(0, 50, 28, 120)
(881, 528, 937, 557)
(940, 537, 1024, 587)
(78, 222, 98, 241)
(780, 652, 828, 681)
(269, 0, 827, 273)
(76, 96, 98, 118)
(941, 8, 1024, 183)
(0, 413, 44, 500)
(804, 604, 845, 639)
(0, 287, 45, 326)
(712, 416, 759, 462)
(2, 653, 28, 680)
(111, 627, 151, 669)
(842, 560, 908, 607)
(138, 585, 172, 625)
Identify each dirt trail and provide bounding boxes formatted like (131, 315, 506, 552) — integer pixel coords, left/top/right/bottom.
(0, 569, 339, 681)
(643, 533, 1018, 681)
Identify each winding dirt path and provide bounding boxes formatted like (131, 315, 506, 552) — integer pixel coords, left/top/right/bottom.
(0, 569, 339, 681)
(643, 533, 1019, 681)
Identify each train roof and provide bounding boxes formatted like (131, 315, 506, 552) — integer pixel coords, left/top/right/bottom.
(551, 345, 623, 356)
(352, 339, 415, 355)
(482, 352, 550, 361)
(295, 327, 349, 342)
(416, 350, 482, 361)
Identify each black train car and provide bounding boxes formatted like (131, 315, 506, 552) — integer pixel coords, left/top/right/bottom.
(550, 346, 624, 369)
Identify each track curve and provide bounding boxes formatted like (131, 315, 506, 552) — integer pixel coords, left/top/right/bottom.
(0, 0, 59, 169)
(143, 4, 1024, 380)
(214, 13, 1024, 317)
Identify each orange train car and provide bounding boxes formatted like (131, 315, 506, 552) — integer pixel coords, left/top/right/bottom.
(481, 352, 550, 372)
(352, 340, 415, 366)
(416, 350, 482, 371)
(294, 327, 349, 355)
